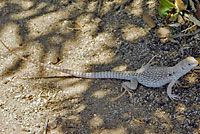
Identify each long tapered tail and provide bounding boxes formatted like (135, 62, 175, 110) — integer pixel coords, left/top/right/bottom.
(0, 40, 134, 80)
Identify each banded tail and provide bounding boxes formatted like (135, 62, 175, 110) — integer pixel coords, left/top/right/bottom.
(0, 40, 134, 80)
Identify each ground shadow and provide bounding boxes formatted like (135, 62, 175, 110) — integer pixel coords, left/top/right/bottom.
(0, 1, 199, 134)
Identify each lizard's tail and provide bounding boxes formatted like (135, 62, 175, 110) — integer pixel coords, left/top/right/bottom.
(0, 40, 133, 80)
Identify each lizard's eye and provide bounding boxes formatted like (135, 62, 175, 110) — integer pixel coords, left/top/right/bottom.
(188, 63, 191, 66)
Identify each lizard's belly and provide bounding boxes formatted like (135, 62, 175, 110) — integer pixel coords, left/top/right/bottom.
(138, 79, 171, 88)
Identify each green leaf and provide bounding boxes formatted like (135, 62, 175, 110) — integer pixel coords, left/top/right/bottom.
(158, 0, 175, 18)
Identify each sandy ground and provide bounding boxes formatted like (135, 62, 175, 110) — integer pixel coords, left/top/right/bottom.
(0, 0, 200, 134)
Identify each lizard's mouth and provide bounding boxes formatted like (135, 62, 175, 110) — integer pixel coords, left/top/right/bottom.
(194, 59, 199, 65)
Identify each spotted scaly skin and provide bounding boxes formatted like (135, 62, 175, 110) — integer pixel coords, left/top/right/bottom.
(1, 40, 198, 100)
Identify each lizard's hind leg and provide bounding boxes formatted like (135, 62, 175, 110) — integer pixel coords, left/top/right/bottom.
(111, 79, 138, 101)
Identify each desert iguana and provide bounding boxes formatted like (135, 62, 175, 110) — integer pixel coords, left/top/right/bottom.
(0, 40, 198, 100)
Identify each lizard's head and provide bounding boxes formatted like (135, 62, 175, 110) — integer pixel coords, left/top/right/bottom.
(179, 57, 198, 72)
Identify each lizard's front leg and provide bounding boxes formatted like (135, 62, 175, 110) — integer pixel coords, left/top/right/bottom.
(142, 55, 158, 68)
(136, 55, 158, 74)
(167, 80, 180, 100)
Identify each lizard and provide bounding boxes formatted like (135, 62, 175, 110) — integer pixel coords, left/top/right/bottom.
(0, 40, 198, 100)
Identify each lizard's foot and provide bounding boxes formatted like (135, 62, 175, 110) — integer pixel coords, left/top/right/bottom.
(174, 81, 182, 87)
(122, 86, 134, 98)
(110, 87, 133, 102)
(169, 94, 180, 100)
(110, 81, 137, 101)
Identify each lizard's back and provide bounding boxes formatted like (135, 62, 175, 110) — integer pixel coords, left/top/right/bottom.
(137, 66, 173, 88)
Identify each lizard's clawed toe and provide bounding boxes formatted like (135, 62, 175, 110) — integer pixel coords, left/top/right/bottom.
(169, 94, 180, 100)
(110, 87, 134, 102)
